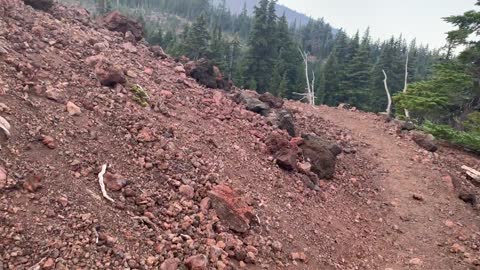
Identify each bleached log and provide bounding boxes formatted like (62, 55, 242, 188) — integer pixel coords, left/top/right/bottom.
(403, 52, 410, 118)
(462, 165, 480, 182)
(311, 70, 316, 105)
(98, 164, 114, 202)
(28, 257, 47, 270)
(382, 69, 392, 116)
(0, 116, 11, 138)
(298, 48, 315, 106)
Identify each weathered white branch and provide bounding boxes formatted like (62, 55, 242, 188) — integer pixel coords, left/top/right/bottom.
(0, 116, 11, 138)
(93, 226, 99, 244)
(403, 52, 410, 118)
(28, 257, 47, 270)
(298, 48, 315, 106)
(98, 164, 114, 202)
(462, 165, 480, 182)
(311, 70, 316, 105)
(382, 69, 392, 116)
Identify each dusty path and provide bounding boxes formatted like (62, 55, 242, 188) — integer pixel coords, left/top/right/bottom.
(314, 105, 480, 269)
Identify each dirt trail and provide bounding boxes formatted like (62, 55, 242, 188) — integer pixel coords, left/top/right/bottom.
(315, 105, 480, 269)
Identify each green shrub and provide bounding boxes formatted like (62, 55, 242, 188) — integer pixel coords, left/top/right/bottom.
(423, 121, 480, 152)
(131, 84, 149, 107)
(464, 112, 480, 133)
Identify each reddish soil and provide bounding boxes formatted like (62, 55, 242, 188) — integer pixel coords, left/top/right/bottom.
(1, 1, 480, 270)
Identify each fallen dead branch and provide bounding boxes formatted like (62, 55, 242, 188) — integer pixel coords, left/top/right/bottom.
(98, 164, 114, 202)
(0, 116, 11, 138)
(93, 226, 99, 244)
(462, 165, 480, 182)
(28, 257, 47, 270)
(132, 216, 157, 230)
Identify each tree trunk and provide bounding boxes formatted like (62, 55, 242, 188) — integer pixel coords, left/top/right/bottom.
(298, 48, 315, 106)
(403, 52, 410, 118)
(383, 69, 392, 116)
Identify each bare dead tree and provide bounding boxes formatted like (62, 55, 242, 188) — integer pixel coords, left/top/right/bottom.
(311, 70, 316, 100)
(298, 48, 315, 105)
(382, 70, 392, 116)
(403, 52, 410, 118)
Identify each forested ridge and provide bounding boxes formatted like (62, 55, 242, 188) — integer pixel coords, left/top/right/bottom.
(63, 0, 479, 151)
(63, 0, 439, 113)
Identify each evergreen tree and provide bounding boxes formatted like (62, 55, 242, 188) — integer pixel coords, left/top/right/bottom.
(322, 51, 339, 106)
(243, 0, 277, 92)
(185, 15, 210, 59)
(227, 35, 241, 82)
(209, 23, 227, 70)
(278, 72, 288, 98)
(148, 27, 164, 46)
(341, 29, 373, 109)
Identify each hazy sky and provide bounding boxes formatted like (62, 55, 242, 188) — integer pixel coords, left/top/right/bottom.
(278, 0, 476, 49)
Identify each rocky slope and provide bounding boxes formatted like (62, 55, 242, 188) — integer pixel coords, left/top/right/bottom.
(1, 1, 480, 270)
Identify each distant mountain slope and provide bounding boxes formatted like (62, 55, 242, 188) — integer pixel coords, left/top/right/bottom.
(215, 0, 312, 26)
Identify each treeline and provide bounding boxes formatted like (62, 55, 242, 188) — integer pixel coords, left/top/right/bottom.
(75, 0, 440, 113)
(393, 1, 480, 151)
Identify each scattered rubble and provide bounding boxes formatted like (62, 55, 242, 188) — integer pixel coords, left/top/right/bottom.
(0, 1, 478, 270)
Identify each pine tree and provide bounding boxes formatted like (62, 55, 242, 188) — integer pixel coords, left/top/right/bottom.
(185, 14, 210, 59)
(209, 23, 227, 70)
(341, 29, 373, 109)
(269, 59, 284, 96)
(322, 51, 339, 106)
(148, 26, 164, 46)
(243, 0, 276, 92)
(278, 72, 288, 98)
(315, 64, 326, 104)
(227, 35, 241, 82)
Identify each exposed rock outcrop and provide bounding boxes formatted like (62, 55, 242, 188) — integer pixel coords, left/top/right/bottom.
(185, 59, 231, 90)
(208, 184, 254, 233)
(412, 131, 438, 152)
(100, 11, 144, 41)
(23, 0, 54, 11)
(259, 92, 284, 109)
(300, 134, 341, 179)
(233, 91, 270, 116)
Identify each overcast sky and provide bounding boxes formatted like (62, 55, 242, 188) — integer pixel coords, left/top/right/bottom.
(278, 0, 476, 49)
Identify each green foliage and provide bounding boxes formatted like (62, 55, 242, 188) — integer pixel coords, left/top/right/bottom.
(243, 0, 276, 93)
(394, 62, 474, 122)
(184, 15, 211, 59)
(444, 1, 480, 91)
(68, 0, 439, 109)
(464, 112, 480, 133)
(130, 84, 149, 107)
(423, 121, 480, 152)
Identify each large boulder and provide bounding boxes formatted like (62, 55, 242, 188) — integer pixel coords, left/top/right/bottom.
(185, 254, 208, 270)
(265, 132, 298, 171)
(94, 61, 126, 87)
(275, 148, 298, 171)
(245, 98, 270, 116)
(23, 0, 54, 11)
(300, 134, 341, 179)
(150, 45, 168, 59)
(265, 132, 290, 155)
(100, 11, 144, 41)
(208, 184, 254, 233)
(411, 131, 437, 152)
(277, 109, 296, 137)
(233, 91, 270, 116)
(186, 59, 231, 90)
(259, 92, 284, 109)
